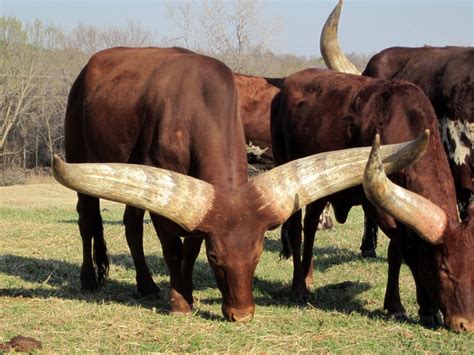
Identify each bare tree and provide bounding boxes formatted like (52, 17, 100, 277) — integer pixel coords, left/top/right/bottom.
(0, 20, 52, 160)
(166, 1, 198, 49)
(167, 0, 279, 73)
(0, 18, 69, 170)
(65, 21, 159, 55)
(200, 0, 278, 72)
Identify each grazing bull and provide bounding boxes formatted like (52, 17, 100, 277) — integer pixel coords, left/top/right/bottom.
(55, 46, 425, 321)
(321, 0, 473, 219)
(271, 68, 474, 332)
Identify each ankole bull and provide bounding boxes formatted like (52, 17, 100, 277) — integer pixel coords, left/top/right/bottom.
(272, 67, 473, 332)
(319, 0, 474, 332)
(54, 46, 426, 321)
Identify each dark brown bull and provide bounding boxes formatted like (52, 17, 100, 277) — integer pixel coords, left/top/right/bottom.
(271, 68, 474, 332)
(321, 0, 473, 219)
(54, 46, 425, 321)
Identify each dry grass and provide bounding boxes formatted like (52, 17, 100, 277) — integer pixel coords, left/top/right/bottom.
(1, 182, 473, 352)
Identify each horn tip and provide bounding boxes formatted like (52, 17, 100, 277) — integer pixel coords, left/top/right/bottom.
(372, 133, 381, 149)
(52, 154, 67, 183)
(417, 129, 430, 151)
(52, 154, 63, 170)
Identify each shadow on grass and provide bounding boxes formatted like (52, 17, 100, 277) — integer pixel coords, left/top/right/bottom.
(264, 237, 387, 270)
(1, 252, 396, 324)
(0, 254, 170, 311)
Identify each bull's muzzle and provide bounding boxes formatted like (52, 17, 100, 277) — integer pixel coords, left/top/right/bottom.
(445, 316, 474, 333)
(222, 305, 255, 322)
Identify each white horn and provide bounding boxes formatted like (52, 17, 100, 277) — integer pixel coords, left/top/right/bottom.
(320, 0, 361, 74)
(53, 156, 215, 232)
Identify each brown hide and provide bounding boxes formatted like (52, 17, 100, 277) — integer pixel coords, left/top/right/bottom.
(363, 46, 474, 218)
(271, 68, 474, 332)
(235, 73, 283, 162)
(65, 47, 251, 319)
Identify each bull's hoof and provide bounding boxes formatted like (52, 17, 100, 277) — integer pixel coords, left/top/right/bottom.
(169, 289, 193, 315)
(291, 285, 310, 303)
(387, 311, 410, 322)
(361, 249, 377, 258)
(384, 302, 408, 321)
(80, 269, 100, 291)
(420, 311, 443, 328)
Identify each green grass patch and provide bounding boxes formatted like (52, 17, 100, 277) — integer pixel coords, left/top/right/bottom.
(1, 183, 473, 352)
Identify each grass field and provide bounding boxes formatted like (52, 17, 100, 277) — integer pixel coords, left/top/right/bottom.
(1, 181, 473, 352)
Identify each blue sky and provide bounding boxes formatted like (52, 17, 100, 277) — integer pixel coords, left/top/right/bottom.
(1, 0, 473, 56)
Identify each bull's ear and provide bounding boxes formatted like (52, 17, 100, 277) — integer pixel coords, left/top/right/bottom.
(250, 131, 430, 226)
(363, 133, 447, 245)
(52, 156, 215, 232)
(320, 0, 361, 74)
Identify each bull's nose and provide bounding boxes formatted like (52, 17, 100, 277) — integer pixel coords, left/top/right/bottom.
(446, 316, 474, 332)
(222, 305, 255, 322)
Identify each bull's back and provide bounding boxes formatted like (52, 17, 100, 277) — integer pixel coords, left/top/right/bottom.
(272, 68, 457, 216)
(363, 47, 474, 113)
(65, 47, 247, 187)
(273, 69, 377, 160)
(65, 47, 193, 163)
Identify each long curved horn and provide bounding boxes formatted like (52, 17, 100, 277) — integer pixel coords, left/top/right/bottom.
(52, 156, 214, 232)
(320, 0, 361, 74)
(363, 133, 447, 244)
(251, 131, 430, 225)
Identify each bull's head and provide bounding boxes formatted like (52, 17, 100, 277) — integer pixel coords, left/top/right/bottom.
(364, 135, 474, 332)
(53, 134, 428, 322)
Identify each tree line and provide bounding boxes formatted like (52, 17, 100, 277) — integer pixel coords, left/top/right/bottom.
(0, 0, 370, 185)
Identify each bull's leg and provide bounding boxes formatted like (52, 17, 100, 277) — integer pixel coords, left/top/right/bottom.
(413, 273, 442, 328)
(383, 239, 406, 317)
(281, 210, 307, 300)
(150, 214, 191, 315)
(302, 202, 326, 290)
(180, 237, 204, 307)
(360, 210, 378, 258)
(77, 193, 109, 290)
(400, 242, 442, 328)
(123, 206, 160, 297)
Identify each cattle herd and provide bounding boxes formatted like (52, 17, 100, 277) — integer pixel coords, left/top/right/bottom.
(52, 0, 473, 332)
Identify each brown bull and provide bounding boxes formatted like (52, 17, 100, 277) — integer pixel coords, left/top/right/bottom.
(321, 0, 473, 219)
(54, 46, 425, 321)
(271, 68, 474, 332)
